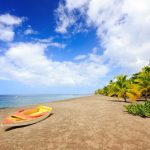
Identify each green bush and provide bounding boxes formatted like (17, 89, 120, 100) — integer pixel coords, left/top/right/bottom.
(124, 100, 150, 117)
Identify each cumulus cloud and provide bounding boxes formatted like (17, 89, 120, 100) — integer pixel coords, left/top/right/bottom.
(0, 13, 23, 42)
(1, 0, 150, 88)
(56, 0, 150, 73)
(0, 42, 108, 86)
(0, 12, 108, 87)
(0, 24, 14, 42)
(0, 13, 22, 25)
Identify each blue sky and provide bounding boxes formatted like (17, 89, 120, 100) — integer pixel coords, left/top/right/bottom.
(0, 0, 149, 94)
(0, 0, 100, 60)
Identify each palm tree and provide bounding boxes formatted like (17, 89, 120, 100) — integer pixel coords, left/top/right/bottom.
(130, 73, 140, 84)
(109, 75, 140, 102)
(101, 86, 109, 95)
(143, 66, 150, 74)
(136, 66, 150, 100)
(95, 89, 103, 95)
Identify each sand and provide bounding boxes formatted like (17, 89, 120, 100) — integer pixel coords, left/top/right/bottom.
(0, 95, 150, 150)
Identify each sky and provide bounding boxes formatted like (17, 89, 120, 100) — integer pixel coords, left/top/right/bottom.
(0, 0, 149, 94)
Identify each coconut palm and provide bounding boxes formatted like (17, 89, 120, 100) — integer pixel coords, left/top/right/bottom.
(95, 89, 103, 95)
(143, 66, 150, 74)
(130, 73, 140, 84)
(100, 86, 109, 95)
(94, 65, 150, 101)
(109, 75, 140, 102)
(136, 66, 150, 100)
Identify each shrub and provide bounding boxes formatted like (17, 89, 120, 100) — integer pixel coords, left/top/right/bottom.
(124, 100, 150, 117)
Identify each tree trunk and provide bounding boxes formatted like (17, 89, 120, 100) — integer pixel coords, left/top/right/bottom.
(124, 92, 127, 102)
(124, 97, 127, 102)
(145, 90, 148, 100)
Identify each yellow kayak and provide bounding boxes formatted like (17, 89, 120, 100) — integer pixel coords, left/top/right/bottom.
(1, 105, 52, 130)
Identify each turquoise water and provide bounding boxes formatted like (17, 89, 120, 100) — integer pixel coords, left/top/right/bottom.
(0, 94, 88, 108)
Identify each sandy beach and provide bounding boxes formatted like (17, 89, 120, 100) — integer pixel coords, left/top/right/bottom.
(0, 95, 150, 150)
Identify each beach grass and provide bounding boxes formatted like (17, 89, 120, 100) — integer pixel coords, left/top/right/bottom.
(124, 100, 150, 117)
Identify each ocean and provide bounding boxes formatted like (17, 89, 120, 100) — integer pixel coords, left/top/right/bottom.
(0, 94, 88, 108)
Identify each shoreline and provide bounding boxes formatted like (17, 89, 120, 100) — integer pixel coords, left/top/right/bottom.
(0, 94, 92, 110)
(1, 95, 150, 149)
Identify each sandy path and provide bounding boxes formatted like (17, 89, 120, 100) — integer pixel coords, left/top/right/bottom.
(0, 95, 150, 150)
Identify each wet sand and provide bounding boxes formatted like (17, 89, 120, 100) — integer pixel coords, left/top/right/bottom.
(0, 95, 150, 150)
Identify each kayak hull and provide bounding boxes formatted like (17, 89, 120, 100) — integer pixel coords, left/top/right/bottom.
(1, 112, 51, 130)
(1, 105, 52, 130)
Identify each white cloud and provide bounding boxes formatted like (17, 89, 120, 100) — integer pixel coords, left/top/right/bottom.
(1, 1, 150, 88)
(55, 3, 75, 33)
(74, 54, 87, 60)
(56, 0, 150, 73)
(92, 47, 98, 54)
(74, 51, 103, 63)
(0, 24, 14, 41)
(0, 13, 22, 25)
(0, 13, 23, 42)
(35, 37, 66, 48)
(66, 0, 88, 11)
(24, 25, 38, 35)
(24, 28, 37, 35)
(49, 42, 66, 48)
(0, 42, 108, 86)
(0, 13, 107, 87)
(35, 37, 53, 43)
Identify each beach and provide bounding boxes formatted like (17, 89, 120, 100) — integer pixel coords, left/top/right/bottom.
(0, 95, 150, 150)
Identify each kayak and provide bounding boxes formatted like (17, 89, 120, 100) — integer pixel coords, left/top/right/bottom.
(1, 105, 52, 130)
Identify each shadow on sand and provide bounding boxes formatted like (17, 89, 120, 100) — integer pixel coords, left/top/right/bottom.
(109, 100, 132, 103)
(110, 99, 147, 103)
(5, 113, 54, 131)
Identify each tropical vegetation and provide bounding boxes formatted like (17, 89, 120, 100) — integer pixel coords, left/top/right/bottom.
(124, 101, 150, 117)
(95, 65, 150, 102)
